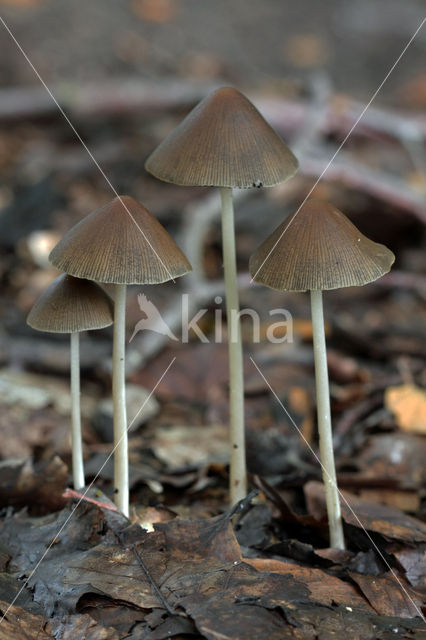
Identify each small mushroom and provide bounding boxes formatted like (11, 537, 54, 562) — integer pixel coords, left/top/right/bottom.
(27, 274, 113, 490)
(49, 195, 191, 516)
(145, 87, 298, 505)
(249, 199, 395, 549)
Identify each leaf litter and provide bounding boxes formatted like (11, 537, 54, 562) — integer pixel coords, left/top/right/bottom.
(0, 475, 425, 639)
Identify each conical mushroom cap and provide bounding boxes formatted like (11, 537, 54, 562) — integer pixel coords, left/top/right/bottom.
(145, 87, 298, 188)
(249, 199, 395, 292)
(49, 196, 192, 284)
(27, 274, 113, 333)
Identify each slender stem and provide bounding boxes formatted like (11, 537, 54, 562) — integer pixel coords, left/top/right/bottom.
(70, 332, 85, 489)
(310, 290, 345, 549)
(220, 186, 247, 505)
(113, 283, 129, 517)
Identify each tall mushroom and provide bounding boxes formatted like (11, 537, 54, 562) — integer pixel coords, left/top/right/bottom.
(249, 199, 395, 549)
(27, 274, 113, 489)
(145, 86, 298, 504)
(49, 196, 192, 516)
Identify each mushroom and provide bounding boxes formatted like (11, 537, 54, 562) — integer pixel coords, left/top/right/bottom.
(27, 273, 113, 489)
(145, 86, 298, 504)
(49, 196, 191, 516)
(249, 199, 395, 549)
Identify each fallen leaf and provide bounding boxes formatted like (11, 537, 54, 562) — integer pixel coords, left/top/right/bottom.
(0, 601, 53, 640)
(357, 488, 419, 513)
(152, 423, 229, 468)
(349, 571, 423, 619)
(1, 502, 426, 639)
(385, 384, 426, 434)
(305, 481, 426, 544)
(49, 613, 119, 639)
(393, 547, 426, 594)
(0, 457, 68, 512)
(357, 433, 426, 488)
(244, 558, 372, 611)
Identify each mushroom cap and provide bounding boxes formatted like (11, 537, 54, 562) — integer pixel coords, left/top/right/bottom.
(249, 199, 395, 292)
(49, 196, 192, 284)
(27, 274, 113, 333)
(145, 86, 298, 189)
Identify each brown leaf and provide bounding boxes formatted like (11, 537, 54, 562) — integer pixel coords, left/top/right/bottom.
(179, 563, 311, 640)
(305, 481, 426, 544)
(394, 547, 426, 594)
(357, 488, 419, 513)
(0, 601, 52, 640)
(49, 613, 119, 639)
(152, 423, 229, 468)
(357, 433, 426, 488)
(349, 572, 423, 619)
(2, 502, 426, 639)
(0, 456, 68, 512)
(385, 384, 426, 434)
(244, 558, 373, 611)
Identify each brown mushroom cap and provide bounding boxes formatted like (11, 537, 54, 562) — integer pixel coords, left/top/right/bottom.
(49, 196, 192, 284)
(27, 274, 113, 333)
(249, 199, 395, 292)
(145, 87, 298, 189)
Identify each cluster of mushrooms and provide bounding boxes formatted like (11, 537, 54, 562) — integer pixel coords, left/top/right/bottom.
(27, 87, 394, 549)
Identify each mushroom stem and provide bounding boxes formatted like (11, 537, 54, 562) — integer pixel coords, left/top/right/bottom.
(112, 283, 129, 516)
(70, 331, 85, 490)
(310, 289, 345, 549)
(220, 186, 247, 505)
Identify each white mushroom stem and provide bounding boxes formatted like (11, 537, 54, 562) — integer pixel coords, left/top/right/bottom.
(70, 331, 85, 490)
(310, 289, 345, 549)
(112, 283, 129, 517)
(220, 186, 247, 505)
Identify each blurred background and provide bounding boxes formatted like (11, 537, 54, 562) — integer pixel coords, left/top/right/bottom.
(0, 0, 425, 516)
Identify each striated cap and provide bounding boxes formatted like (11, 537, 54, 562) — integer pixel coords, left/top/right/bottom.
(145, 87, 298, 189)
(49, 196, 192, 284)
(27, 273, 113, 333)
(249, 199, 395, 292)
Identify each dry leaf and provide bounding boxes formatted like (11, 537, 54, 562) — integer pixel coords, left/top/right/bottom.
(385, 384, 426, 435)
(0, 602, 53, 639)
(349, 572, 423, 619)
(245, 558, 372, 611)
